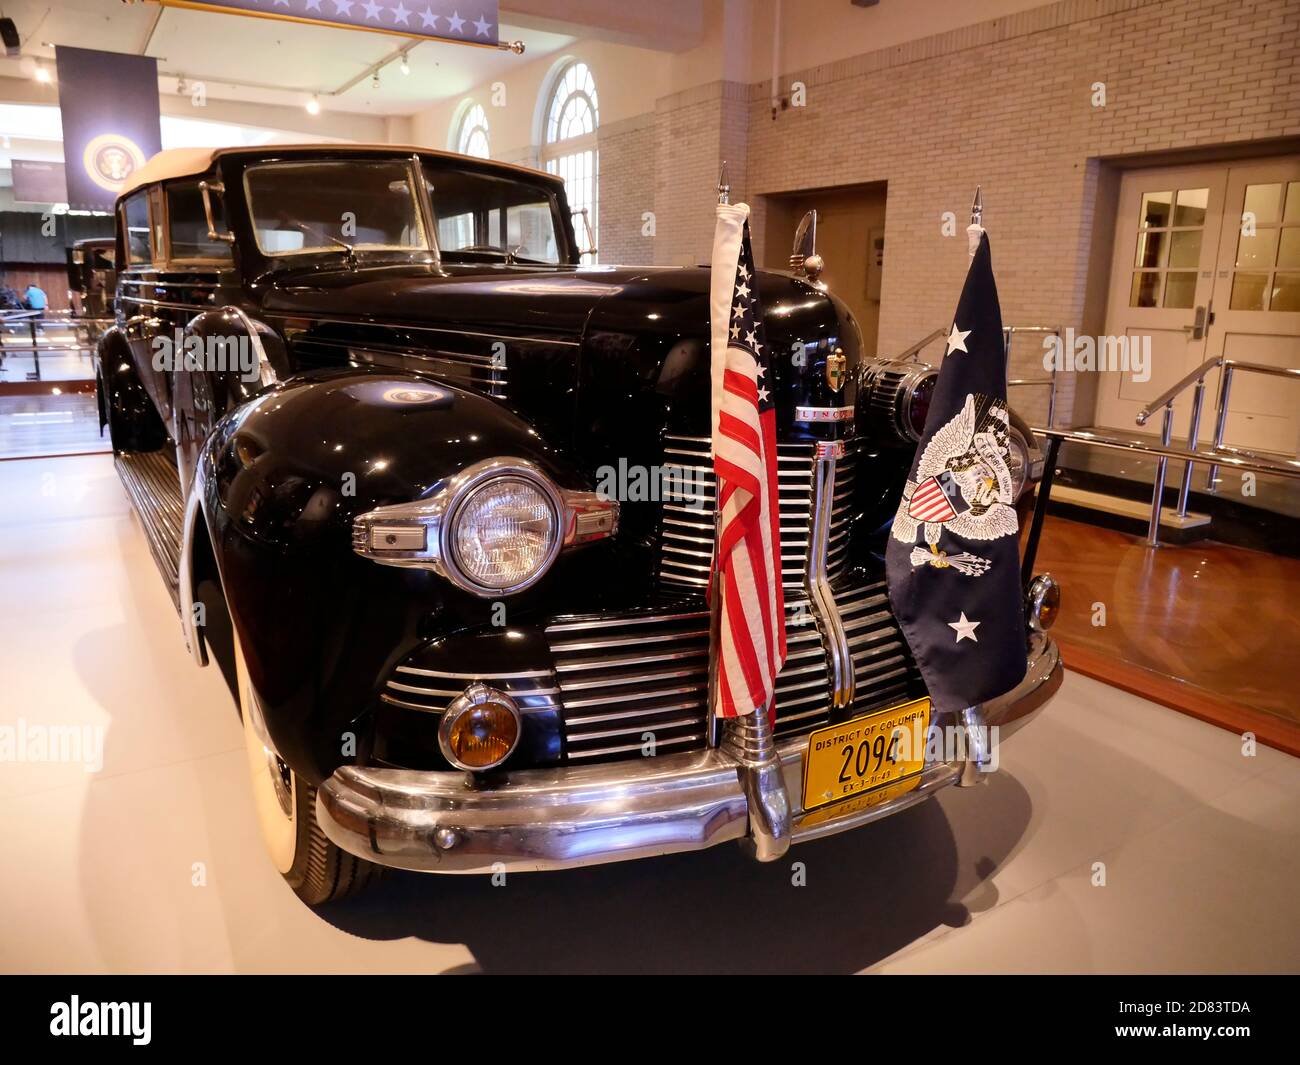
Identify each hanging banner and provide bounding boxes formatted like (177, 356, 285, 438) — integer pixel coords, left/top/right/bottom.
(11, 160, 68, 205)
(54, 46, 162, 212)
(157, 1, 500, 47)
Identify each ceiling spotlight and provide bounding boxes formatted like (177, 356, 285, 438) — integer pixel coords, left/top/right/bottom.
(372, 71, 380, 89)
(306, 95, 320, 115)
(400, 54, 410, 75)
(34, 65, 51, 84)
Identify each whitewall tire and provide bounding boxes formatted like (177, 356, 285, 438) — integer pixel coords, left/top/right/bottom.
(233, 636, 380, 904)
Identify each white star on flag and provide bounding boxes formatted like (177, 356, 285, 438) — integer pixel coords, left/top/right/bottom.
(447, 11, 466, 32)
(392, 2, 411, 24)
(419, 6, 438, 27)
(948, 612, 980, 643)
(273, 0, 289, 7)
(305, 0, 322, 10)
(362, 0, 383, 19)
(332, 0, 353, 14)
(473, 13, 492, 36)
(945, 322, 971, 356)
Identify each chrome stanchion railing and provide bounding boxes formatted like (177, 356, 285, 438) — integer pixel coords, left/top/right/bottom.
(1147, 405, 1174, 546)
(1178, 378, 1206, 518)
(1204, 363, 1234, 494)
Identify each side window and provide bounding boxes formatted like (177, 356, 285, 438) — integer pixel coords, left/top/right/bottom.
(122, 193, 151, 264)
(167, 181, 232, 260)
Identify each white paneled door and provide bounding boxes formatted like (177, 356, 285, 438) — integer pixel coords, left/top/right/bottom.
(1097, 158, 1300, 456)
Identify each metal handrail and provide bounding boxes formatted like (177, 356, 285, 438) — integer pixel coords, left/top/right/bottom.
(1127, 355, 1300, 540)
(1137, 356, 1300, 425)
(1032, 427, 1300, 480)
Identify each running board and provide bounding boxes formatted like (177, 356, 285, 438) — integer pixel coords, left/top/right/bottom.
(114, 450, 184, 609)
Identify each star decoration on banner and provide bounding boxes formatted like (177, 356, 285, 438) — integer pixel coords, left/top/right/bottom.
(945, 322, 971, 356)
(420, 7, 438, 28)
(473, 13, 492, 36)
(273, 0, 290, 7)
(362, 0, 384, 20)
(332, 0, 353, 15)
(447, 11, 466, 33)
(392, 2, 411, 24)
(948, 612, 981, 643)
(304, 0, 322, 11)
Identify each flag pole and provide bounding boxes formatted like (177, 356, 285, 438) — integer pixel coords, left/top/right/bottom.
(709, 161, 791, 861)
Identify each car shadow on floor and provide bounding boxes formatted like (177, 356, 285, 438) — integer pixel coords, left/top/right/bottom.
(317, 772, 1033, 974)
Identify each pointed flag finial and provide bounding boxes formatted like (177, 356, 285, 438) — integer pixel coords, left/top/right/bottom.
(717, 161, 730, 205)
(970, 185, 983, 227)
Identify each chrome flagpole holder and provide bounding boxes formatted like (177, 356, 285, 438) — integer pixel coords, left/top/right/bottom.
(721, 709, 792, 861)
(955, 705, 993, 787)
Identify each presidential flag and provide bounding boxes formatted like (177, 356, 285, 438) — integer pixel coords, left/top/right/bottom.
(885, 232, 1026, 712)
(708, 203, 786, 718)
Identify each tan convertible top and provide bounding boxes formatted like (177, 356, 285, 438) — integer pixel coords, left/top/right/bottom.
(117, 143, 554, 201)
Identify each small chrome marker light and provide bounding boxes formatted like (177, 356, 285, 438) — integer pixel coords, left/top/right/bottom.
(352, 457, 618, 597)
(1025, 573, 1060, 632)
(439, 683, 522, 771)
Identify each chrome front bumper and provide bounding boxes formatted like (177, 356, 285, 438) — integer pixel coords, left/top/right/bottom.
(317, 635, 1062, 873)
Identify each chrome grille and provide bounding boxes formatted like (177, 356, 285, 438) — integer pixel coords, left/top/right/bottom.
(658, 435, 856, 590)
(380, 666, 561, 716)
(542, 577, 920, 761)
(546, 611, 711, 761)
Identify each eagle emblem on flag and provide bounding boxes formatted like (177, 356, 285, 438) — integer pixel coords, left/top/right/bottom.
(890, 392, 1019, 576)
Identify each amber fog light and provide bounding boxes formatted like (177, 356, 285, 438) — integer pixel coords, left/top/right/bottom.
(439, 683, 522, 771)
(1026, 574, 1060, 632)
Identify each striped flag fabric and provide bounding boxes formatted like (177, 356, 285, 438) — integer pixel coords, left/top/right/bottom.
(708, 203, 787, 718)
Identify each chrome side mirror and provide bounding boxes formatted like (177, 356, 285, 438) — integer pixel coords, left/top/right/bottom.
(572, 208, 597, 260)
(790, 209, 824, 285)
(198, 180, 235, 244)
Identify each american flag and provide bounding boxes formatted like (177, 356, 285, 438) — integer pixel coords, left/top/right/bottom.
(708, 204, 786, 718)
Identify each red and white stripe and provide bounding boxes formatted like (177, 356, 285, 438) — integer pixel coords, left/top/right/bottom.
(908, 476, 957, 522)
(708, 204, 786, 718)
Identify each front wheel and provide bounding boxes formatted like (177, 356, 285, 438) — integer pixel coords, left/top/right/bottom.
(234, 638, 380, 905)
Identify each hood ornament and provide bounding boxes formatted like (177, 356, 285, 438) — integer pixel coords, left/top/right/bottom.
(826, 346, 847, 392)
(789, 210, 825, 287)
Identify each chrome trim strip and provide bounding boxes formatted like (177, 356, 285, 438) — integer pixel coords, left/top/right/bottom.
(806, 452, 855, 709)
(222, 306, 277, 386)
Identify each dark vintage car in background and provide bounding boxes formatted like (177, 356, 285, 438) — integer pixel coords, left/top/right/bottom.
(96, 144, 1062, 904)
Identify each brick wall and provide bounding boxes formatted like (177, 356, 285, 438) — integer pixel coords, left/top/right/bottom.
(597, 114, 656, 265)
(596, 0, 1300, 425)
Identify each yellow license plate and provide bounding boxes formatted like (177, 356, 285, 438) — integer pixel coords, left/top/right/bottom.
(802, 697, 931, 812)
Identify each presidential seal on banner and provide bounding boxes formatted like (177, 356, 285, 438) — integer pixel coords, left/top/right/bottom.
(82, 132, 147, 195)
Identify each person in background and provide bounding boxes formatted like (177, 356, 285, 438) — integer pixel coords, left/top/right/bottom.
(23, 282, 48, 315)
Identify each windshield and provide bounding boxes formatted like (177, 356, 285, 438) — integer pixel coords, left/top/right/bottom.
(424, 164, 564, 265)
(244, 160, 429, 257)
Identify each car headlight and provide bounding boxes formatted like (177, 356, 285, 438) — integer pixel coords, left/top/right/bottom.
(352, 456, 618, 597)
(448, 475, 558, 592)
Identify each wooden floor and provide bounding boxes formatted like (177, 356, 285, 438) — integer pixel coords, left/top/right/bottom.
(1031, 514, 1300, 750)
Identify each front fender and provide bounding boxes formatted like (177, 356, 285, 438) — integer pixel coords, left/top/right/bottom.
(199, 368, 590, 782)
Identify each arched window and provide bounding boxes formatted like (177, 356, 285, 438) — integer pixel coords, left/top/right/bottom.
(541, 61, 598, 260)
(456, 103, 490, 159)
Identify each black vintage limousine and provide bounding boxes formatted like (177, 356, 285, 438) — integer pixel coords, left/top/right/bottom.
(96, 144, 1062, 904)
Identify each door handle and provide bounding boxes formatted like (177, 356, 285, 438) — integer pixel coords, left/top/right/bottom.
(1182, 305, 1206, 340)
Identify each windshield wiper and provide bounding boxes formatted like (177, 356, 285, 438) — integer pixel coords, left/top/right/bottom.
(327, 236, 360, 270)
